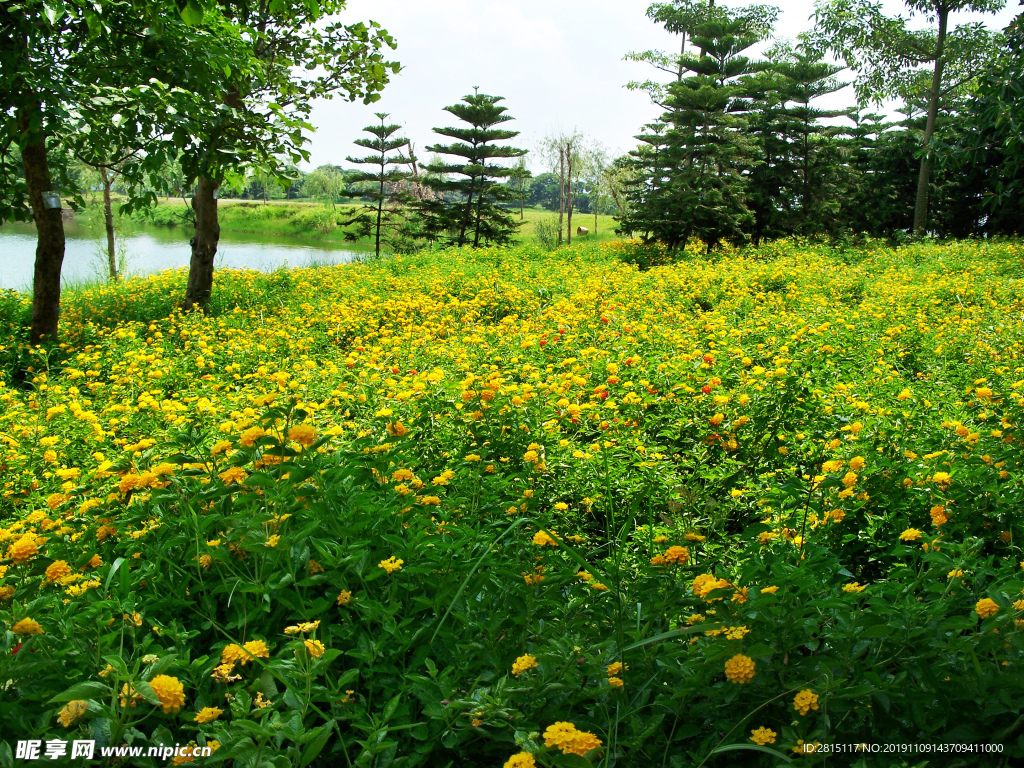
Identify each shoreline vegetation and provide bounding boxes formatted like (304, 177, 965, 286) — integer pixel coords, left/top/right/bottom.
(61, 197, 625, 248)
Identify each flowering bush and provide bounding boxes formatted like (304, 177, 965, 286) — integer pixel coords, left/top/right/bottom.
(1, 239, 1024, 765)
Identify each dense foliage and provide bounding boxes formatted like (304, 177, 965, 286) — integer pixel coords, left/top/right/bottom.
(2, 240, 1024, 766)
(619, 1, 1023, 248)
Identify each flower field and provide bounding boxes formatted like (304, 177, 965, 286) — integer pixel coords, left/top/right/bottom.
(1, 239, 1024, 767)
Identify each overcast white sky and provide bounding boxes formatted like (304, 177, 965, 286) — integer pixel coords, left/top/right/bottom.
(304, 0, 1020, 172)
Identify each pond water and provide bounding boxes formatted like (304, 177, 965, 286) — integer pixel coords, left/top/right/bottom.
(0, 219, 366, 290)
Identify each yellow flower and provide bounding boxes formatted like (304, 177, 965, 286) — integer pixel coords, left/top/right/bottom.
(239, 426, 268, 447)
(608, 676, 624, 688)
(606, 661, 627, 676)
(542, 722, 602, 756)
(511, 654, 538, 676)
(947, 569, 963, 579)
(337, 589, 353, 606)
(210, 440, 232, 456)
(304, 639, 326, 658)
(378, 556, 403, 574)
(841, 471, 858, 487)
(975, 598, 999, 619)
(843, 583, 866, 593)
(150, 674, 186, 713)
(6, 533, 40, 563)
(12, 617, 43, 635)
(45, 560, 71, 583)
(532, 530, 560, 547)
(930, 505, 948, 526)
(241, 640, 270, 664)
(119, 683, 143, 708)
(794, 689, 819, 715)
(750, 726, 776, 745)
(284, 619, 320, 636)
(663, 545, 689, 564)
(219, 466, 248, 485)
(503, 753, 536, 768)
(194, 707, 223, 724)
(288, 424, 317, 447)
(848, 456, 866, 471)
(57, 700, 89, 727)
(724, 654, 755, 684)
(899, 528, 922, 542)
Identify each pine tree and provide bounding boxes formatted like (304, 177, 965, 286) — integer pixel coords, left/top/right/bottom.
(774, 47, 853, 236)
(620, 13, 764, 251)
(743, 44, 852, 241)
(417, 90, 526, 247)
(343, 114, 413, 257)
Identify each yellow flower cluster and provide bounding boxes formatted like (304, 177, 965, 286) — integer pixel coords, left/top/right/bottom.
(724, 654, 755, 684)
(542, 722, 603, 756)
(794, 689, 819, 715)
(511, 654, 538, 677)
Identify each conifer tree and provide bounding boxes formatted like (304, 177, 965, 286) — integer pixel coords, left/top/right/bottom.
(417, 90, 526, 247)
(620, 12, 766, 251)
(775, 47, 852, 235)
(344, 113, 412, 257)
(743, 44, 852, 241)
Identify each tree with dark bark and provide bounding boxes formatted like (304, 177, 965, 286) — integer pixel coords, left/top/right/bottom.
(0, 0, 237, 343)
(811, 0, 1006, 236)
(175, 1, 399, 311)
(948, 8, 1024, 236)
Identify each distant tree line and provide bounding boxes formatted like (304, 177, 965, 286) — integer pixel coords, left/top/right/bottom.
(619, 0, 1023, 251)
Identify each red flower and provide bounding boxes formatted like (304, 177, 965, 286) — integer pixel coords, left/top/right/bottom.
(702, 385, 712, 394)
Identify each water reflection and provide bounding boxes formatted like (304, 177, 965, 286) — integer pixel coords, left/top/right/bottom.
(0, 219, 367, 290)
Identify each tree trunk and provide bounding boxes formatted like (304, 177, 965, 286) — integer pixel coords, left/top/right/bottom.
(913, 7, 948, 237)
(183, 175, 220, 310)
(567, 151, 574, 246)
(101, 166, 118, 281)
(557, 149, 565, 247)
(375, 160, 385, 258)
(20, 102, 66, 345)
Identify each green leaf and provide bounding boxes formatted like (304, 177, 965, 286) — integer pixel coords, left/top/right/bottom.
(623, 623, 722, 652)
(142, 654, 179, 680)
(42, 1, 66, 26)
(429, 517, 532, 645)
(710, 743, 793, 763)
(180, 0, 204, 25)
(862, 624, 891, 638)
(104, 557, 126, 595)
(300, 722, 333, 767)
(100, 655, 130, 679)
(133, 680, 162, 707)
(50, 681, 111, 704)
